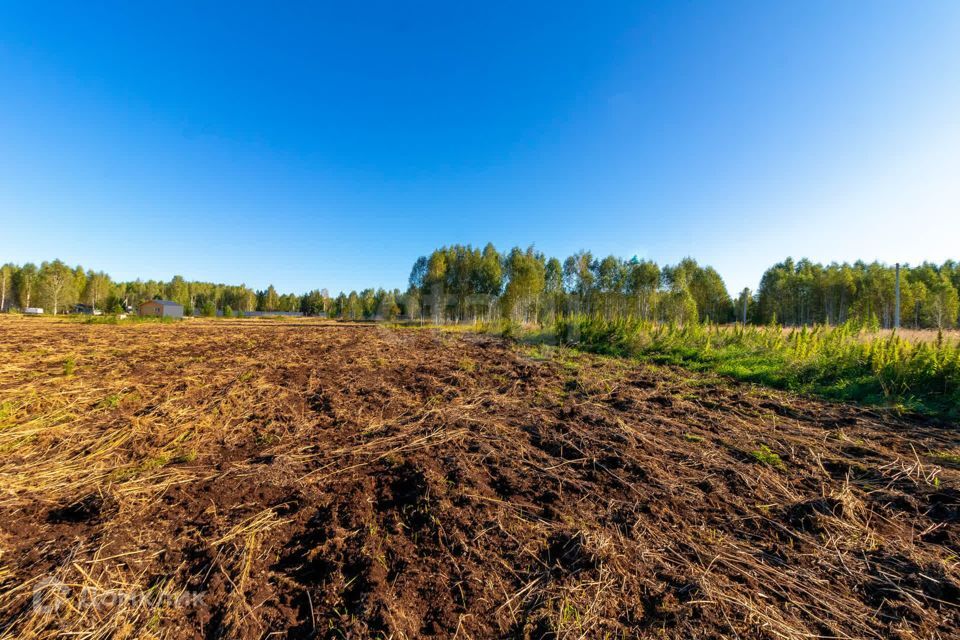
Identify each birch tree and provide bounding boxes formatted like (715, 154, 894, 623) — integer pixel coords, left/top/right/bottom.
(15, 263, 38, 309)
(0, 264, 12, 311)
(39, 260, 76, 315)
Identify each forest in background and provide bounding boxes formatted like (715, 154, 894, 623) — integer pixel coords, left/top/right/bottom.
(1, 246, 959, 329)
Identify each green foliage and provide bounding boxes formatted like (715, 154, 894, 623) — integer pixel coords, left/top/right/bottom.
(299, 289, 329, 316)
(501, 246, 547, 323)
(756, 258, 960, 329)
(98, 394, 121, 409)
(4, 252, 957, 350)
(551, 315, 960, 421)
(0, 260, 330, 318)
(63, 357, 76, 376)
(9, 253, 954, 333)
(929, 450, 960, 466)
(37, 260, 78, 315)
(82, 314, 177, 324)
(103, 294, 125, 313)
(750, 444, 786, 470)
(403, 245, 735, 326)
(223, 305, 233, 318)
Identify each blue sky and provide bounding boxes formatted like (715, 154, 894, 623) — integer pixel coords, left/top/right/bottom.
(1, 1, 958, 294)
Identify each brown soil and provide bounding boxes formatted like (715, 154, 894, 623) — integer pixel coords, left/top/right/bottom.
(0, 317, 957, 639)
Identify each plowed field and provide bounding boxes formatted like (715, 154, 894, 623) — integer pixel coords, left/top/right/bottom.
(0, 318, 957, 639)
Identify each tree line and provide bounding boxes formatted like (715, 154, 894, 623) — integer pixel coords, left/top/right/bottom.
(754, 258, 960, 329)
(0, 260, 317, 317)
(405, 245, 729, 326)
(405, 247, 959, 329)
(1, 250, 958, 328)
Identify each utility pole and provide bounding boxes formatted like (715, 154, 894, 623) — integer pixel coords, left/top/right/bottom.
(894, 263, 901, 330)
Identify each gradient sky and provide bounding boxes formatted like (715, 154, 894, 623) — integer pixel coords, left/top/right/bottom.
(1, 1, 958, 295)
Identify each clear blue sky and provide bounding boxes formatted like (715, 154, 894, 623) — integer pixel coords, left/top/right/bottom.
(2, 1, 958, 294)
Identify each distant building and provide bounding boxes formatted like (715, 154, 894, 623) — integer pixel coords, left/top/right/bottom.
(24, 307, 44, 315)
(138, 300, 184, 319)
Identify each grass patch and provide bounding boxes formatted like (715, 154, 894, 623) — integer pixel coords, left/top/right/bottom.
(170, 450, 198, 464)
(81, 315, 179, 325)
(542, 316, 960, 421)
(750, 445, 787, 470)
(98, 394, 121, 409)
(929, 450, 960, 466)
(0, 401, 16, 424)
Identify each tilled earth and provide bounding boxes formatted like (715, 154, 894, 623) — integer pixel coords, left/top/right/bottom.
(0, 318, 958, 639)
